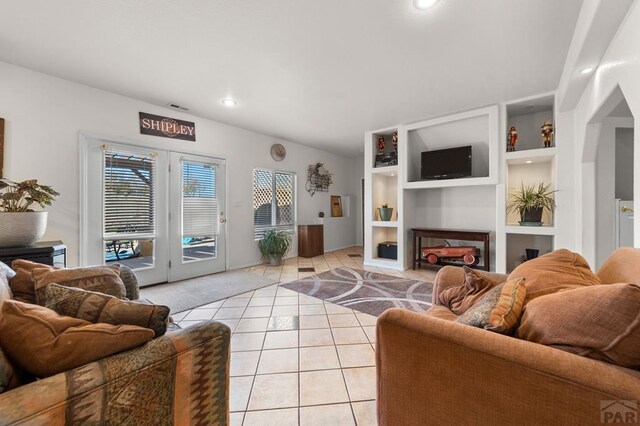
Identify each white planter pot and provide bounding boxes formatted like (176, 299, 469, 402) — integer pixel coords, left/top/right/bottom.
(0, 212, 48, 248)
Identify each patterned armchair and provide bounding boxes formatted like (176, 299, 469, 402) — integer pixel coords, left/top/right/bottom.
(0, 261, 230, 425)
(0, 321, 230, 425)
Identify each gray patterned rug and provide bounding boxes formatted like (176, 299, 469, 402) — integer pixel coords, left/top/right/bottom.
(282, 267, 433, 317)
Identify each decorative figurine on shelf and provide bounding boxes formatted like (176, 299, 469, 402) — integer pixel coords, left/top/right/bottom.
(507, 126, 518, 152)
(541, 120, 554, 148)
(377, 136, 386, 154)
(392, 132, 398, 153)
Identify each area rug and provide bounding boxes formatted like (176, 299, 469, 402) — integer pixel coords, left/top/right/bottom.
(282, 267, 433, 317)
(140, 270, 278, 313)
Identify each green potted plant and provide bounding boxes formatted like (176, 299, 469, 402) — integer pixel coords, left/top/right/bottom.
(258, 229, 293, 266)
(378, 203, 393, 221)
(0, 178, 59, 247)
(507, 182, 556, 226)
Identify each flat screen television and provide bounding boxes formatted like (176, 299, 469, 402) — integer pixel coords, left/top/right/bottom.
(421, 145, 472, 180)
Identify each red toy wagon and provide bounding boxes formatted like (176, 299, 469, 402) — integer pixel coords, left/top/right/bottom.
(422, 242, 480, 266)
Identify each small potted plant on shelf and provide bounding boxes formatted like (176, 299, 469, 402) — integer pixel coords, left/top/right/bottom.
(0, 178, 59, 247)
(507, 182, 556, 226)
(378, 203, 394, 221)
(258, 229, 293, 266)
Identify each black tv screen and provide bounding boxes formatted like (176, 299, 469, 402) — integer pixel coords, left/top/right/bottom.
(421, 145, 472, 180)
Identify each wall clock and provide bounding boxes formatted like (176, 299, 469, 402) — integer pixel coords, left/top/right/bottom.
(270, 143, 286, 161)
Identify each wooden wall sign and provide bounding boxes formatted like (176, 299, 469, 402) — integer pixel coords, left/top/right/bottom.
(139, 112, 196, 141)
(0, 118, 4, 177)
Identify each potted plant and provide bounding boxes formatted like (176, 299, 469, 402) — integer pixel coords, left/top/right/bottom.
(378, 203, 394, 221)
(258, 229, 293, 266)
(507, 182, 556, 226)
(0, 178, 59, 247)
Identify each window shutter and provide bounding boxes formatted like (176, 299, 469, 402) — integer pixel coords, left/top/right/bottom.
(182, 160, 219, 238)
(103, 149, 156, 239)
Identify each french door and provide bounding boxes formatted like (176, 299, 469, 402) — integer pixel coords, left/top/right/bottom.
(168, 152, 226, 281)
(82, 138, 226, 286)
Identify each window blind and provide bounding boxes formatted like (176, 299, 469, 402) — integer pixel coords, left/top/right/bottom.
(182, 160, 218, 238)
(253, 169, 295, 239)
(103, 149, 156, 239)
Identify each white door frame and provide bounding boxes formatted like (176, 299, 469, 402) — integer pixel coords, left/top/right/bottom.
(79, 132, 229, 285)
(168, 151, 227, 282)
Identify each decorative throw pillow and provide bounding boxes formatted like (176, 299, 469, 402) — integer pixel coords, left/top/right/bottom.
(456, 278, 527, 333)
(9, 260, 56, 303)
(115, 263, 140, 300)
(0, 300, 154, 377)
(439, 266, 501, 315)
(32, 264, 125, 306)
(46, 284, 170, 337)
(507, 249, 601, 304)
(516, 283, 640, 368)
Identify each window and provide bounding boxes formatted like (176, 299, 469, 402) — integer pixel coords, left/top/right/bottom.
(103, 148, 157, 268)
(253, 169, 296, 239)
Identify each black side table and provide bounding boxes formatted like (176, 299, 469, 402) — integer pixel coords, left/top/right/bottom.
(0, 240, 67, 269)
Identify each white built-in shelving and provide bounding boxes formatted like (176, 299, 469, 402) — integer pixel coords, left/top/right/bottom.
(364, 91, 563, 273)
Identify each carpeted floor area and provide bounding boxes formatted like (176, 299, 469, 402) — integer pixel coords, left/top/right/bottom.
(281, 267, 433, 317)
(140, 270, 279, 313)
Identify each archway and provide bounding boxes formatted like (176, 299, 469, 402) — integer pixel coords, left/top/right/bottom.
(582, 85, 635, 268)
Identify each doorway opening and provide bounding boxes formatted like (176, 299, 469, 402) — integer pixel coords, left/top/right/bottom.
(584, 86, 635, 268)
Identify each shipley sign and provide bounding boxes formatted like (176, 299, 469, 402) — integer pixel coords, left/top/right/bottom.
(139, 112, 196, 141)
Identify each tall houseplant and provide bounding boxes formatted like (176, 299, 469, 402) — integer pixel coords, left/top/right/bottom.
(258, 229, 292, 266)
(0, 178, 59, 247)
(507, 182, 556, 226)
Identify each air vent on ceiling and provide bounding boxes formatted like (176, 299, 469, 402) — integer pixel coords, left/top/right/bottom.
(166, 102, 189, 111)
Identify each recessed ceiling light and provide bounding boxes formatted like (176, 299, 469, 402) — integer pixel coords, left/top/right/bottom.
(525, 160, 533, 164)
(390, 173, 396, 176)
(414, 0, 439, 10)
(222, 98, 238, 107)
(580, 67, 594, 74)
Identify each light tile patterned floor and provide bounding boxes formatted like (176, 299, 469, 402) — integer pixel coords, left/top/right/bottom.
(173, 247, 437, 425)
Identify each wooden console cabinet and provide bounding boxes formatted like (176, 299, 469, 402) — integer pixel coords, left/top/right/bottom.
(298, 225, 324, 258)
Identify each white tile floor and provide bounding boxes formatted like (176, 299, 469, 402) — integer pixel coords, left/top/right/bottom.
(171, 247, 437, 425)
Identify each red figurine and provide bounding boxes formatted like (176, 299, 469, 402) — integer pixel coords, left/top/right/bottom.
(377, 136, 385, 154)
(507, 126, 518, 152)
(541, 120, 554, 148)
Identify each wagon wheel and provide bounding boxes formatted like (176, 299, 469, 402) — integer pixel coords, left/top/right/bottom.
(426, 253, 439, 264)
(463, 254, 479, 266)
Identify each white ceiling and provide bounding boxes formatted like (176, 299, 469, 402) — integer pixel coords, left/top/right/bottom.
(0, 0, 583, 157)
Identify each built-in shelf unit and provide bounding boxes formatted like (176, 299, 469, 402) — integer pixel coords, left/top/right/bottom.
(364, 92, 562, 273)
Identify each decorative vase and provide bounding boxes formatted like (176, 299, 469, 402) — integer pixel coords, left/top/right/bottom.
(268, 254, 283, 266)
(378, 207, 394, 221)
(0, 211, 48, 248)
(519, 207, 544, 226)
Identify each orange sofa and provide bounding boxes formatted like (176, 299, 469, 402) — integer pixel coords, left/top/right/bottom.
(376, 248, 640, 426)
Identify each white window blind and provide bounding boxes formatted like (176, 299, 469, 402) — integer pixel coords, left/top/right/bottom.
(182, 160, 219, 238)
(253, 169, 295, 239)
(103, 148, 156, 239)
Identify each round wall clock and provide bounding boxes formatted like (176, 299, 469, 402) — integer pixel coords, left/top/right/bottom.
(270, 143, 286, 161)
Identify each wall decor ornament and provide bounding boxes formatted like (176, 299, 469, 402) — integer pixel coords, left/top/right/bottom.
(507, 126, 518, 152)
(541, 120, 554, 148)
(305, 163, 333, 196)
(270, 143, 286, 161)
(331, 196, 343, 217)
